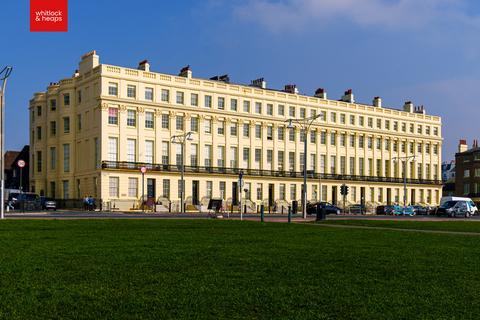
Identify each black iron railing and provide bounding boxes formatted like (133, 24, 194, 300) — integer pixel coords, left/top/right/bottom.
(101, 161, 443, 185)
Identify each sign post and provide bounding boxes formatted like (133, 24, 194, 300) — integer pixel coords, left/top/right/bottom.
(140, 166, 147, 213)
(17, 160, 25, 193)
(239, 171, 244, 221)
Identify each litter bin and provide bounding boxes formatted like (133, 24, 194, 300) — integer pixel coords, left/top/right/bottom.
(316, 203, 326, 221)
(292, 201, 298, 215)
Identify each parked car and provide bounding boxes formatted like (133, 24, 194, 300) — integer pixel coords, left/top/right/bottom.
(436, 200, 477, 217)
(306, 202, 341, 215)
(376, 205, 394, 215)
(349, 204, 365, 214)
(392, 205, 415, 216)
(40, 197, 57, 210)
(11, 193, 41, 211)
(412, 205, 429, 215)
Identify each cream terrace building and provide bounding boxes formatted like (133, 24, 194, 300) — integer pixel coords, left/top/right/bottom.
(29, 51, 443, 211)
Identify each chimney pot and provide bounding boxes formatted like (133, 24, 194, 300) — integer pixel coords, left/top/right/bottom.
(341, 89, 354, 103)
(179, 65, 192, 78)
(314, 88, 327, 99)
(138, 60, 150, 72)
(373, 96, 382, 107)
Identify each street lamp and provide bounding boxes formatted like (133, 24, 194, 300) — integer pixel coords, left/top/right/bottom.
(0, 66, 13, 220)
(171, 131, 194, 213)
(393, 155, 416, 213)
(285, 114, 321, 219)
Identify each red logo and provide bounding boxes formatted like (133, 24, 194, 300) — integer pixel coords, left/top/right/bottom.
(30, 0, 68, 32)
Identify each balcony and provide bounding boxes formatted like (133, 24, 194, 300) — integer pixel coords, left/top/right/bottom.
(101, 161, 442, 185)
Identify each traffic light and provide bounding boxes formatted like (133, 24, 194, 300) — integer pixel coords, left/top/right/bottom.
(345, 185, 349, 196)
(340, 184, 349, 196)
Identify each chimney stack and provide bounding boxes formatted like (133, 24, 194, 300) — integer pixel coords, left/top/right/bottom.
(210, 74, 230, 83)
(79, 50, 99, 74)
(314, 88, 327, 99)
(459, 139, 468, 153)
(251, 78, 267, 89)
(138, 60, 150, 72)
(473, 139, 478, 148)
(414, 105, 426, 115)
(403, 101, 414, 113)
(341, 89, 354, 103)
(373, 96, 382, 108)
(179, 65, 192, 78)
(284, 84, 299, 94)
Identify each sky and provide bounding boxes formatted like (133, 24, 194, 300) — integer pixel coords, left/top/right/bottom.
(2, 0, 480, 160)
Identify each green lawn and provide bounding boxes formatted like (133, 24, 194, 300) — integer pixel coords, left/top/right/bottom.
(0, 219, 479, 319)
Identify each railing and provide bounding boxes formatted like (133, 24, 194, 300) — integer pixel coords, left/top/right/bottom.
(101, 161, 442, 185)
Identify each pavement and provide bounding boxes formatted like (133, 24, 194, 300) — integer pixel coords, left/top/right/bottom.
(2, 210, 480, 222)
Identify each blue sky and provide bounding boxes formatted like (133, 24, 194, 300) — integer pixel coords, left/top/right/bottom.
(2, 0, 480, 160)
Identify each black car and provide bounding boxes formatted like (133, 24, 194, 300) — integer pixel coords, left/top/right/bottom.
(349, 204, 366, 214)
(376, 205, 394, 215)
(11, 193, 41, 210)
(412, 205, 429, 215)
(306, 202, 341, 215)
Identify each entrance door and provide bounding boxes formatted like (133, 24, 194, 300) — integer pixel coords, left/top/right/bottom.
(360, 187, 365, 210)
(332, 186, 338, 206)
(192, 180, 199, 205)
(410, 189, 416, 205)
(387, 188, 392, 205)
(268, 184, 274, 208)
(147, 178, 156, 199)
(232, 182, 238, 205)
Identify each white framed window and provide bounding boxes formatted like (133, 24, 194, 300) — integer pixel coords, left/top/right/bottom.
(191, 93, 198, 106)
(108, 137, 118, 161)
(145, 87, 154, 101)
(109, 177, 119, 198)
(63, 144, 70, 172)
(145, 111, 154, 129)
(128, 178, 138, 198)
(127, 110, 136, 127)
(161, 89, 169, 102)
(145, 140, 154, 164)
(108, 82, 118, 96)
(127, 85, 136, 98)
(176, 91, 184, 104)
(127, 139, 136, 163)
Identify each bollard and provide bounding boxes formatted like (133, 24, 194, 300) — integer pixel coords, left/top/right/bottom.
(260, 204, 265, 223)
(169, 202, 172, 213)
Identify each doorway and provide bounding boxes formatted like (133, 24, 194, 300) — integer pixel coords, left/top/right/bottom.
(147, 178, 156, 199)
(387, 188, 392, 205)
(192, 180, 199, 205)
(232, 182, 238, 205)
(268, 184, 274, 208)
(332, 186, 338, 206)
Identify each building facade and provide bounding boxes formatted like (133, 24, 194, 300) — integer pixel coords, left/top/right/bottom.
(4, 145, 30, 191)
(29, 51, 443, 211)
(455, 139, 480, 203)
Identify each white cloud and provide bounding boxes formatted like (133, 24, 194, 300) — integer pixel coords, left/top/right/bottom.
(235, 0, 472, 32)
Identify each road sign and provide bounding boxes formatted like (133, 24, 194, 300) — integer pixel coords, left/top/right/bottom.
(140, 166, 147, 174)
(17, 159, 25, 168)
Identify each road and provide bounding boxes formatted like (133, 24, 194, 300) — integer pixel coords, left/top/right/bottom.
(3, 210, 480, 222)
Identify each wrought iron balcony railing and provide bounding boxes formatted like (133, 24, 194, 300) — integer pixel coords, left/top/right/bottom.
(101, 161, 443, 185)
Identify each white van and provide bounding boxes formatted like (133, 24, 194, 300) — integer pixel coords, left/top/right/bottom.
(438, 197, 478, 217)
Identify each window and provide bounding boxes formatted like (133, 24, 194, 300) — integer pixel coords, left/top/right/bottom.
(321, 132, 326, 145)
(256, 184, 263, 200)
(330, 132, 336, 146)
(161, 114, 169, 129)
(190, 144, 198, 166)
(340, 156, 346, 174)
(217, 146, 225, 167)
(108, 83, 118, 96)
(359, 116, 364, 126)
(340, 114, 346, 124)
(350, 134, 355, 148)
(145, 112, 154, 129)
(267, 126, 273, 140)
(385, 120, 390, 130)
(255, 124, 262, 138)
(162, 142, 169, 165)
(320, 111, 326, 121)
(191, 93, 198, 106)
(330, 112, 337, 123)
(433, 127, 438, 136)
(410, 142, 414, 154)
(204, 95, 212, 108)
(310, 130, 316, 143)
(230, 99, 237, 111)
(219, 181, 226, 199)
(267, 104, 273, 115)
(62, 180, 69, 199)
(230, 146, 238, 168)
(36, 126, 42, 140)
(108, 137, 118, 161)
(125, 139, 136, 163)
(243, 101, 250, 112)
(367, 137, 373, 149)
(278, 127, 284, 140)
(464, 169, 470, 178)
(127, 110, 136, 127)
(37, 106, 42, 116)
(175, 144, 182, 165)
(206, 181, 213, 198)
(433, 145, 438, 155)
(108, 107, 118, 125)
(176, 91, 184, 104)
(94, 138, 100, 168)
(359, 136, 364, 148)
(36, 151, 42, 173)
(277, 105, 285, 116)
(426, 144, 431, 154)
(418, 143, 422, 153)
(162, 179, 170, 198)
(243, 124, 250, 137)
(340, 134, 346, 147)
(349, 157, 355, 175)
(218, 121, 225, 135)
(278, 151, 284, 170)
(376, 138, 381, 150)
(50, 147, 56, 170)
(376, 118, 381, 129)
(176, 116, 184, 130)
(290, 184, 296, 201)
(289, 128, 295, 142)
(359, 158, 364, 176)
(63, 117, 70, 133)
(190, 117, 198, 132)
(218, 97, 225, 110)
(279, 184, 286, 200)
(289, 106, 296, 117)
(350, 115, 355, 125)
(161, 89, 169, 102)
(109, 177, 119, 198)
(204, 145, 212, 167)
(254, 149, 262, 169)
(127, 85, 136, 98)
(464, 183, 470, 195)
(330, 155, 336, 174)
(63, 93, 70, 106)
(243, 147, 250, 168)
(145, 87, 154, 101)
(368, 117, 373, 128)
(77, 114, 82, 131)
(50, 99, 56, 111)
(402, 122, 406, 132)
(230, 123, 238, 136)
(63, 144, 70, 172)
(418, 125, 422, 134)
(205, 119, 212, 134)
(255, 102, 262, 114)
(393, 121, 398, 131)
(128, 178, 138, 198)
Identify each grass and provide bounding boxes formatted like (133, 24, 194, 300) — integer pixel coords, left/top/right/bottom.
(0, 219, 480, 319)
(320, 218, 480, 233)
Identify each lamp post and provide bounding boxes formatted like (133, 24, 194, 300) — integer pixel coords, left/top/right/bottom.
(171, 131, 194, 213)
(285, 114, 321, 219)
(0, 66, 13, 220)
(393, 155, 416, 213)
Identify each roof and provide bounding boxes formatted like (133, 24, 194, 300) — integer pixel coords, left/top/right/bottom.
(3, 151, 20, 170)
